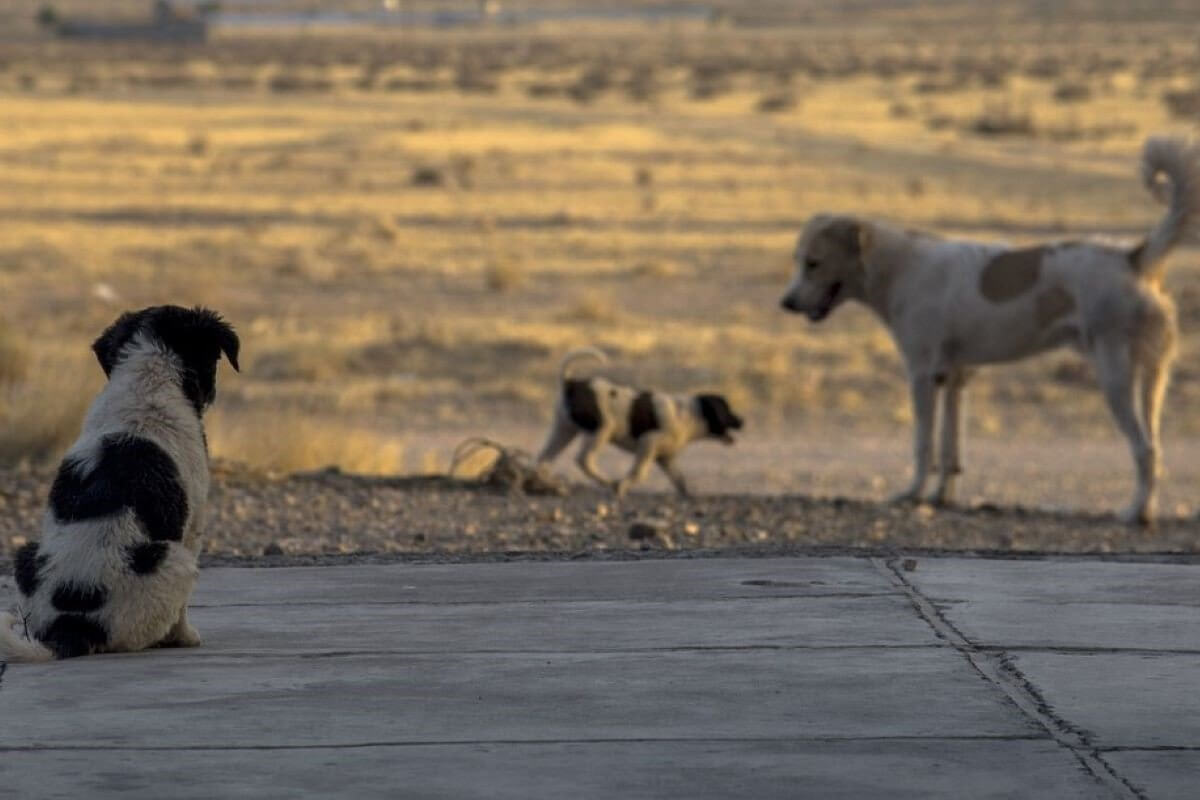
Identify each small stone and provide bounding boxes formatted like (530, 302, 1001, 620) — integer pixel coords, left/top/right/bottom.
(627, 522, 658, 541)
(262, 542, 284, 556)
(682, 522, 700, 536)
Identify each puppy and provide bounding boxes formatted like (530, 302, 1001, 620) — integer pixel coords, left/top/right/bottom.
(536, 348, 743, 497)
(780, 136, 1199, 523)
(1, 305, 239, 661)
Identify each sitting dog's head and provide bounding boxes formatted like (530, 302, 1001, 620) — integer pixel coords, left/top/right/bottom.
(695, 394, 743, 445)
(780, 214, 871, 322)
(92, 305, 240, 414)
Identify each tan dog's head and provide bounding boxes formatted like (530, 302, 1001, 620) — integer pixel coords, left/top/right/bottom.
(779, 214, 870, 322)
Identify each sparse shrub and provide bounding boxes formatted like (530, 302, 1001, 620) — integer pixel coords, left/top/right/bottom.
(187, 132, 209, 156)
(454, 65, 498, 94)
(1163, 87, 1200, 119)
(756, 91, 796, 113)
(1053, 82, 1093, 103)
(689, 64, 732, 100)
(411, 166, 444, 187)
(623, 66, 659, 103)
(968, 100, 1035, 137)
(0, 352, 95, 468)
(484, 259, 525, 293)
(567, 66, 611, 104)
(0, 321, 29, 387)
(35, 5, 58, 29)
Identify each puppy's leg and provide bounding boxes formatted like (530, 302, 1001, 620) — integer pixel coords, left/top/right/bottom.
(536, 415, 578, 464)
(1094, 341, 1155, 524)
(615, 435, 663, 498)
(657, 454, 691, 498)
(930, 370, 968, 506)
(890, 374, 938, 504)
(576, 430, 615, 490)
(158, 605, 202, 648)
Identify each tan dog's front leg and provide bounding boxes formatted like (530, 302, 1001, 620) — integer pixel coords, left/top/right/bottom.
(615, 436, 662, 497)
(891, 374, 937, 504)
(158, 605, 202, 648)
(657, 455, 691, 498)
(930, 370, 968, 506)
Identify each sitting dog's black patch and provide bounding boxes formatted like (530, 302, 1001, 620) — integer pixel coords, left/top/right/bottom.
(39, 614, 109, 659)
(629, 392, 659, 438)
(14, 542, 47, 597)
(564, 379, 601, 432)
(50, 435, 189, 542)
(127, 541, 171, 575)
(51, 583, 109, 613)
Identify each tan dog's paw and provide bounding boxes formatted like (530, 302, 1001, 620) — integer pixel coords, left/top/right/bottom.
(612, 479, 631, 498)
(1116, 504, 1152, 527)
(887, 488, 921, 506)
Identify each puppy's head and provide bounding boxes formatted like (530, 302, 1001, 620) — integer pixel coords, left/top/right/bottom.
(780, 214, 870, 322)
(92, 305, 240, 414)
(695, 394, 743, 445)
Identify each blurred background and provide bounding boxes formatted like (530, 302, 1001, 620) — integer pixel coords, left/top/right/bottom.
(0, 0, 1197, 500)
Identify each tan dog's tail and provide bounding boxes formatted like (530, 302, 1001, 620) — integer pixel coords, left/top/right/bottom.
(0, 612, 54, 663)
(1133, 136, 1200, 278)
(558, 347, 607, 383)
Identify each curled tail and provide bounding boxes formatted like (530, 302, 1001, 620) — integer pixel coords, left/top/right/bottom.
(1132, 136, 1200, 278)
(0, 612, 54, 663)
(558, 347, 607, 383)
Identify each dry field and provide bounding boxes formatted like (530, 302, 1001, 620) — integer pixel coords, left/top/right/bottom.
(1, 2, 1199, 554)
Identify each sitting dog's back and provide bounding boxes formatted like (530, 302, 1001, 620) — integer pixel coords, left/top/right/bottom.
(2, 306, 238, 661)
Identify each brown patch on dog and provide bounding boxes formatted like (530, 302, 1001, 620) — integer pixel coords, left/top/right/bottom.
(1035, 286, 1076, 327)
(979, 247, 1045, 302)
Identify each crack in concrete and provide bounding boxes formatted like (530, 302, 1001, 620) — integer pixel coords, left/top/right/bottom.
(872, 558, 1145, 800)
(187, 591, 893, 609)
(0, 734, 1056, 753)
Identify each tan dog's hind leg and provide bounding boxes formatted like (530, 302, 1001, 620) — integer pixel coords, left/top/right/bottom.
(576, 430, 616, 490)
(1094, 341, 1156, 524)
(891, 375, 937, 504)
(930, 370, 968, 506)
(615, 435, 664, 497)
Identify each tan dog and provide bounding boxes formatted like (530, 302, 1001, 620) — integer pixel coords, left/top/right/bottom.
(780, 136, 1199, 523)
(535, 348, 743, 497)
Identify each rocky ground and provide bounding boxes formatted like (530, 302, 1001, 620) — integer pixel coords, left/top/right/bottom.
(2, 440, 1198, 564)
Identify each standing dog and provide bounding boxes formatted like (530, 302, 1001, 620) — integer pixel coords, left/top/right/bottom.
(535, 348, 743, 497)
(780, 136, 1199, 523)
(1, 306, 239, 660)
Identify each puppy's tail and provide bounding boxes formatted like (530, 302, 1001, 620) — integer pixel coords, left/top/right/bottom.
(558, 347, 607, 383)
(0, 612, 54, 663)
(1132, 136, 1200, 279)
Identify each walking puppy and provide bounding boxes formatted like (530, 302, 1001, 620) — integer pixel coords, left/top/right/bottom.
(1, 305, 239, 660)
(780, 136, 1199, 523)
(536, 348, 743, 497)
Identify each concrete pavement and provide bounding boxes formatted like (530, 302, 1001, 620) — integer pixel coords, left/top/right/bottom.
(1, 555, 1197, 798)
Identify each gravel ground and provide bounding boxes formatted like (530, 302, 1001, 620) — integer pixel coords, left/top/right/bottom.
(2, 436, 1199, 562)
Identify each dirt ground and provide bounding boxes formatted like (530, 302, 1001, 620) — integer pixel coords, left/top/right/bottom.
(2, 429, 1197, 560)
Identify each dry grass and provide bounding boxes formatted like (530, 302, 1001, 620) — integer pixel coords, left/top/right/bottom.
(0, 10, 1199, 473)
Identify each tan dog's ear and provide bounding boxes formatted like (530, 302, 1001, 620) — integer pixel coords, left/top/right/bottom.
(824, 217, 871, 259)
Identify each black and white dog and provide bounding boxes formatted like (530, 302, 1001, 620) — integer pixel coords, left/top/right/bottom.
(536, 348, 743, 497)
(1, 306, 238, 661)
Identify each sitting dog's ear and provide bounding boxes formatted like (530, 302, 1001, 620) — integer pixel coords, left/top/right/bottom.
(92, 308, 153, 376)
(144, 306, 240, 372)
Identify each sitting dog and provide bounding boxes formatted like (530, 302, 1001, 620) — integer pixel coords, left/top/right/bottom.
(0, 305, 239, 661)
(779, 136, 1199, 523)
(535, 348, 743, 497)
